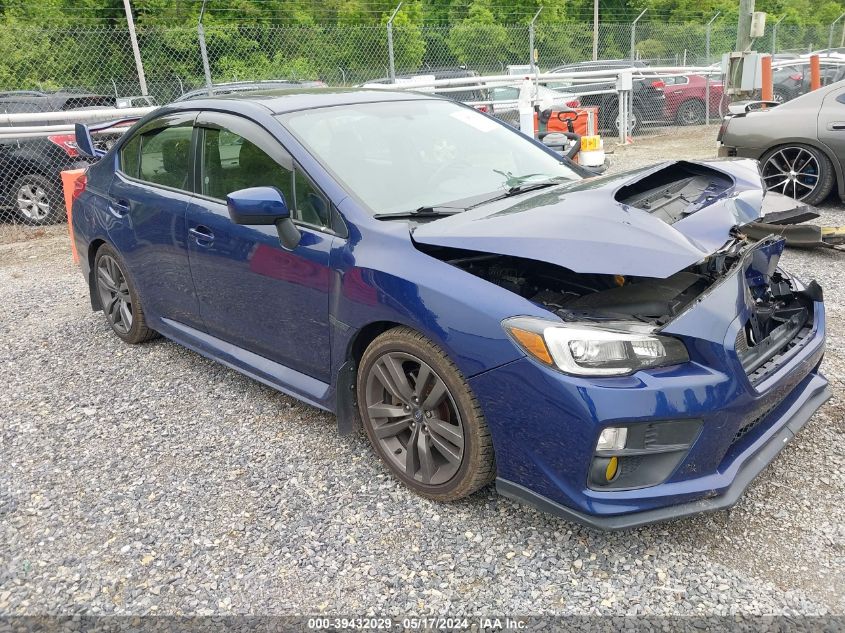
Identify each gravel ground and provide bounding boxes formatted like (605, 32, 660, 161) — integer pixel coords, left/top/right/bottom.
(1, 127, 844, 618)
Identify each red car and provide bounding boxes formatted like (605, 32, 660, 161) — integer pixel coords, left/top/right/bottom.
(663, 74, 724, 125)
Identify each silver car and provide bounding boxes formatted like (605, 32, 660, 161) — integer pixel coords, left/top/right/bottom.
(718, 79, 845, 205)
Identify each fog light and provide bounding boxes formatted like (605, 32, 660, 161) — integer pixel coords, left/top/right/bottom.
(605, 456, 619, 481)
(597, 427, 627, 451)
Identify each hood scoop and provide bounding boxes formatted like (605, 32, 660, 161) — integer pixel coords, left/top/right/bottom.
(412, 159, 765, 279)
(614, 161, 734, 224)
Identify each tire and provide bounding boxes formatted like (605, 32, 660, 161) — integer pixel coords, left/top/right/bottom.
(11, 174, 63, 226)
(357, 327, 495, 501)
(772, 89, 788, 104)
(676, 99, 706, 126)
(608, 105, 643, 135)
(93, 244, 157, 344)
(760, 144, 835, 205)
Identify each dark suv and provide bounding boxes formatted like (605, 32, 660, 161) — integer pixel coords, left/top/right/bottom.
(0, 91, 115, 225)
(546, 60, 666, 132)
(174, 80, 326, 102)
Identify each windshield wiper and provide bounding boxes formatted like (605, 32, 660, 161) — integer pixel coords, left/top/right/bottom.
(374, 206, 464, 220)
(465, 176, 569, 210)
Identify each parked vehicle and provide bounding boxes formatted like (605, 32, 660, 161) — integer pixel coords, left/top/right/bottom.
(662, 74, 723, 125)
(768, 62, 845, 103)
(546, 60, 666, 132)
(174, 80, 326, 102)
(718, 79, 845, 204)
(0, 91, 116, 224)
(489, 84, 580, 127)
(72, 89, 828, 529)
(364, 67, 490, 106)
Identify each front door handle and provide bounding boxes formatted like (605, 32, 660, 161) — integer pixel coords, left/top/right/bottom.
(189, 225, 214, 244)
(829, 122, 845, 130)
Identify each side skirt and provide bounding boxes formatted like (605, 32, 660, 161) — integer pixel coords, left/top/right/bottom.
(157, 317, 333, 412)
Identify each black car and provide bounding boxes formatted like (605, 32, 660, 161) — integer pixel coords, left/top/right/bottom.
(0, 91, 116, 225)
(174, 80, 326, 102)
(546, 60, 666, 132)
(768, 62, 845, 103)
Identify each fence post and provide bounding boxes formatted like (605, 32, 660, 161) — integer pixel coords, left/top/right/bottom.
(529, 8, 543, 73)
(705, 11, 720, 126)
(198, 0, 213, 95)
(387, 3, 403, 83)
(828, 12, 845, 52)
(630, 9, 647, 62)
(772, 15, 785, 55)
(122, 0, 148, 96)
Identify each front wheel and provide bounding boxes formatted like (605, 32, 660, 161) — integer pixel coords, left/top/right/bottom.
(676, 99, 706, 125)
(357, 327, 495, 501)
(11, 174, 63, 225)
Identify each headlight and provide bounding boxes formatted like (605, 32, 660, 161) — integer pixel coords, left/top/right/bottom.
(503, 317, 689, 376)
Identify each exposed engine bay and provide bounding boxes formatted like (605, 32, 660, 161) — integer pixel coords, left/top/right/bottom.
(419, 238, 816, 357)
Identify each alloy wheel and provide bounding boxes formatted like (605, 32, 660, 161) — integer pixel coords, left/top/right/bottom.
(96, 254, 133, 335)
(16, 183, 51, 221)
(761, 147, 821, 200)
(364, 351, 465, 486)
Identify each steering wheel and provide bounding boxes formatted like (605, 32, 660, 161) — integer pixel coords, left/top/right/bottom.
(424, 157, 475, 188)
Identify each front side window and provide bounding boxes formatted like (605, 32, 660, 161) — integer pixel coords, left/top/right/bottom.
(280, 99, 580, 216)
(200, 127, 294, 209)
(138, 125, 193, 190)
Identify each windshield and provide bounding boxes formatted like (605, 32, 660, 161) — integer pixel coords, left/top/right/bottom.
(278, 99, 580, 215)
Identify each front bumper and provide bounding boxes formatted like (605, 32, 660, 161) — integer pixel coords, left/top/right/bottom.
(470, 290, 828, 530)
(496, 375, 830, 530)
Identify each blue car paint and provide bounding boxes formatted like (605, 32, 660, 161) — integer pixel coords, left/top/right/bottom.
(71, 89, 829, 528)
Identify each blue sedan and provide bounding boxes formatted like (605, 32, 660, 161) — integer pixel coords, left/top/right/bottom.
(71, 89, 830, 529)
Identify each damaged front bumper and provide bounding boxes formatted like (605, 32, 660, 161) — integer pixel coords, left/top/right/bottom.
(470, 239, 829, 530)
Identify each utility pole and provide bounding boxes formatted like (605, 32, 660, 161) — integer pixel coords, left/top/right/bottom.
(387, 2, 403, 84)
(122, 0, 148, 96)
(592, 0, 599, 61)
(198, 0, 213, 96)
(736, 0, 755, 53)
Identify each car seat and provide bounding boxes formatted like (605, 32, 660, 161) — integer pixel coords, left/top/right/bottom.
(159, 137, 190, 190)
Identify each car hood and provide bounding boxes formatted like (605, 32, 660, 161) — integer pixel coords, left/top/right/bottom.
(411, 159, 765, 279)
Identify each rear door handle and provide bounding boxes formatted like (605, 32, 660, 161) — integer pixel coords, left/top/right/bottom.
(829, 122, 845, 130)
(189, 225, 214, 244)
(109, 198, 130, 217)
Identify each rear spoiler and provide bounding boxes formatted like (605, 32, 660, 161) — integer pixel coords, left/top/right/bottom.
(725, 100, 780, 117)
(74, 117, 139, 158)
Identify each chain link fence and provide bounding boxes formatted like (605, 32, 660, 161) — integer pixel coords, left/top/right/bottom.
(0, 20, 842, 232)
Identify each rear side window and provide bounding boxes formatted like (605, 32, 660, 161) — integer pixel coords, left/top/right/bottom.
(138, 126, 193, 190)
(120, 135, 141, 179)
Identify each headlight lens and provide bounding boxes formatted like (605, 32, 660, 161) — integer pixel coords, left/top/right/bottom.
(503, 317, 689, 376)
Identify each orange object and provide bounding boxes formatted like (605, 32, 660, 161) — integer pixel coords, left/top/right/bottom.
(534, 106, 598, 137)
(810, 55, 821, 91)
(61, 168, 85, 265)
(762, 54, 773, 102)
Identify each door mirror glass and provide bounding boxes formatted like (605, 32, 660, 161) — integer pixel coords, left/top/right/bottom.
(226, 186, 291, 225)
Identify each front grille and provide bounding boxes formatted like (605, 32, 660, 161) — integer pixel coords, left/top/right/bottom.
(745, 324, 813, 385)
(735, 307, 811, 387)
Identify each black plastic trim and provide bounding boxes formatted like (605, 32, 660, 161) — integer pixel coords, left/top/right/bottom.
(496, 384, 831, 531)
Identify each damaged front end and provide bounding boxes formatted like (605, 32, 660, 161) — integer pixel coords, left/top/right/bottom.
(419, 235, 817, 383)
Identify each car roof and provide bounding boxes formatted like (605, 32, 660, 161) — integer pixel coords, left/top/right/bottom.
(171, 87, 440, 114)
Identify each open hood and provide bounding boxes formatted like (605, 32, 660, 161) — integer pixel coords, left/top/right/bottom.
(412, 159, 766, 279)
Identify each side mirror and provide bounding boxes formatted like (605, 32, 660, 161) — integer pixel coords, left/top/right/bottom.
(227, 186, 301, 250)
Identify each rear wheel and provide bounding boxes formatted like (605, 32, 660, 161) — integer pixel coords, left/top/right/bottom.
(11, 174, 63, 225)
(760, 144, 834, 205)
(93, 244, 157, 344)
(357, 327, 495, 501)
